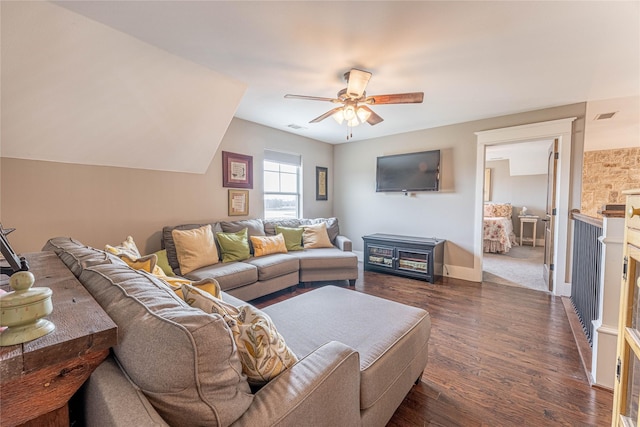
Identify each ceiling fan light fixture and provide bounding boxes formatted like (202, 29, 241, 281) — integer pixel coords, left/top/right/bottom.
(347, 117, 360, 127)
(332, 110, 345, 125)
(357, 106, 371, 123)
(343, 105, 356, 121)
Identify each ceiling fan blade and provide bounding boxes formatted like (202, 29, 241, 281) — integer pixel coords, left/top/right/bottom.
(346, 69, 372, 98)
(309, 107, 344, 123)
(285, 94, 338, 102)
(359, 106, 384, 126)
(366, 92, 424, 105)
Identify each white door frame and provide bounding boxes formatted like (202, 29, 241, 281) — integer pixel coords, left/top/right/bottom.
(474, 117, 576, 296)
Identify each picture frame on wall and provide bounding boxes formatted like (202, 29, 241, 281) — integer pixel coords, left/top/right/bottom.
(223, 151, 253, 189)
(316, 166, 328, 201)
(228, 189, 249, 216)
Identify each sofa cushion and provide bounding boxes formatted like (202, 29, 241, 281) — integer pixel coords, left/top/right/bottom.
(181, 284, 298, 386)
(172, 224, 219, 274)
(250, 234, 288, 257)
(275, 225, 304, 251)
(153, 249, 175, 277)
(43, 237, 125, 277)
(263, 219, 302, 236)
(220, 219, 265, 253)
(217, 228, 251, 262)
(286, 247, 357, 271)
(162, 223, 223, 275)
(78, 262, 253, 426)
(243, 254, 299, 281)
(118, 253, 158, 273)
(300, 217, 340, 243)
(105, 235, 142, 259)
(262, 286, 430, 411)
(105, 236, 168, 278)
(301, 222, 334, 249)
(184, 261, 258, 291)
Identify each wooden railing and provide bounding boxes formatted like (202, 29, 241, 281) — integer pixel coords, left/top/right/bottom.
(570, 212, 603, 346)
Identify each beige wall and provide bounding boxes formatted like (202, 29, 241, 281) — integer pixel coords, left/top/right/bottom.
(486, 159, 548, 240)
(334, 103, 586, 275)
(581, 147, 640, 217)
(1, 118, 333, 254)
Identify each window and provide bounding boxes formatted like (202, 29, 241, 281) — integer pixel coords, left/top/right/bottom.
(264, 150, 301, 219)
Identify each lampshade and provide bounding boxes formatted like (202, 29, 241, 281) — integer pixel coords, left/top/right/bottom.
(332, 104, 367, 127)
(343, 105, 356, 121)
(357, 107, 371, 123)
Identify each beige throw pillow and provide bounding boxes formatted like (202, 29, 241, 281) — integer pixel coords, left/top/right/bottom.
(302, 222, 334, 248)
(172, 224, 219, 274)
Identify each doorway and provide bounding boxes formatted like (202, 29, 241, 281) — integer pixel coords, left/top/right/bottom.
(481, 140, 554, 292)
(474, 118, 576, 296)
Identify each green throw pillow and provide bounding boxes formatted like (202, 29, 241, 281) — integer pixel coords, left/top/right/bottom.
(216, 228, 251, 262)
(153, 249, 176, 276)
(275, 225, 304, 251)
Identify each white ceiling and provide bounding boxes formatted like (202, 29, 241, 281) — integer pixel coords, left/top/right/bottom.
(52, 0, 640, 145)
(486, 140, 552, 176)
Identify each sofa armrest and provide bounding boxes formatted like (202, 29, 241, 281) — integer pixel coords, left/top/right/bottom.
(232, 341, 361, 427)
(334, 235, 352, 252)
(83, 356, 169, 427)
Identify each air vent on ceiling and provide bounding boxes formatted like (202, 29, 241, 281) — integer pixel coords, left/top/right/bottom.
(594, 112, 617, 121)
(287, 123, 306, 130)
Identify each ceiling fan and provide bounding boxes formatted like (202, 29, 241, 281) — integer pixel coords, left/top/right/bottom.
(285, 68, 424, 139)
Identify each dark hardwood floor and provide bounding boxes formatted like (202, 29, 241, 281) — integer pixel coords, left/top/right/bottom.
(252, 265, 612, 426)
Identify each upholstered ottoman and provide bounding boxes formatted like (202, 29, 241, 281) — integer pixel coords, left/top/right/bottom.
(261, 286, 431, 427)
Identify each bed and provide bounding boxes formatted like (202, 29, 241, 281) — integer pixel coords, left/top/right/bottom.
(483, 203, 517, 253)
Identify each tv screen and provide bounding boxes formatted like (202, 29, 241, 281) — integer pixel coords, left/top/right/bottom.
(376, 150, 440, 192)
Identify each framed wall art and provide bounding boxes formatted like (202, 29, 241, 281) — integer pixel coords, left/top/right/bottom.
(223, 151, 253, 189)
(316, 166, 328, 201)
(228, 189, 249, 216)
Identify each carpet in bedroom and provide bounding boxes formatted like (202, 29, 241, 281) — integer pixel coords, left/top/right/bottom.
(482, 245, 548, 292)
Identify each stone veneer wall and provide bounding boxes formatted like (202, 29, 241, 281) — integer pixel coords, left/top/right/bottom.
(581, 147, 640, 217)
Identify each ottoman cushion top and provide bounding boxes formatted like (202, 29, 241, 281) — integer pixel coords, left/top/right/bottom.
(262, 286, 431, 410)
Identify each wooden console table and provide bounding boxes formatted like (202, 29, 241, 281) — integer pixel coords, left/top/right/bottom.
(0, 252, 117, 427)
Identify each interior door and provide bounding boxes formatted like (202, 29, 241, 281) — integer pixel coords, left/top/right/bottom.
(543, 139, 558, 292)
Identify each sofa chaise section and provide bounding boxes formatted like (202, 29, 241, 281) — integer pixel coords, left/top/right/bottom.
(42, 237, 429, 426)
(258, 286, 431, 427)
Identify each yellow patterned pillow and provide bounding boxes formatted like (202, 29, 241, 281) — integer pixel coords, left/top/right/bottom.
(172, 225, 219, 275)
(249, 234, 288, 257)
(161, 276, 221, 300)
(106, 237, 166, 276)
(119, 253, 158, 273)
(105, 236, 142, 259)
(302, 222, 334, 248)
(182, 284, 298, 385)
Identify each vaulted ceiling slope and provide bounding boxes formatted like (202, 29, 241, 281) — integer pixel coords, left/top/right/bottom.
(52, 0, 639, 145)
(1, 1, 246, 173)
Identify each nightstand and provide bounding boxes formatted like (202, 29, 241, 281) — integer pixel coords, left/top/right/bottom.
(0, 252, 117, 426)
(519, 215, 539, 247)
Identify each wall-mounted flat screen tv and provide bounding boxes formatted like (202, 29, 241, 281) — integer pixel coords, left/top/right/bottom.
(376, 149, 440, 192)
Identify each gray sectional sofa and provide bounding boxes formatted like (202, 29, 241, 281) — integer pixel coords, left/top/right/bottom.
(162, 217, 358, 301)
(43, 237, 432, 427)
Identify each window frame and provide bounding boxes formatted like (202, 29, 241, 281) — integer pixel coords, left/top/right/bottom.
(263, 152, 302, 219)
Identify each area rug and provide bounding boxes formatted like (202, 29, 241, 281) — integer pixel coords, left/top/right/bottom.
(482, 245, 549, 292)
